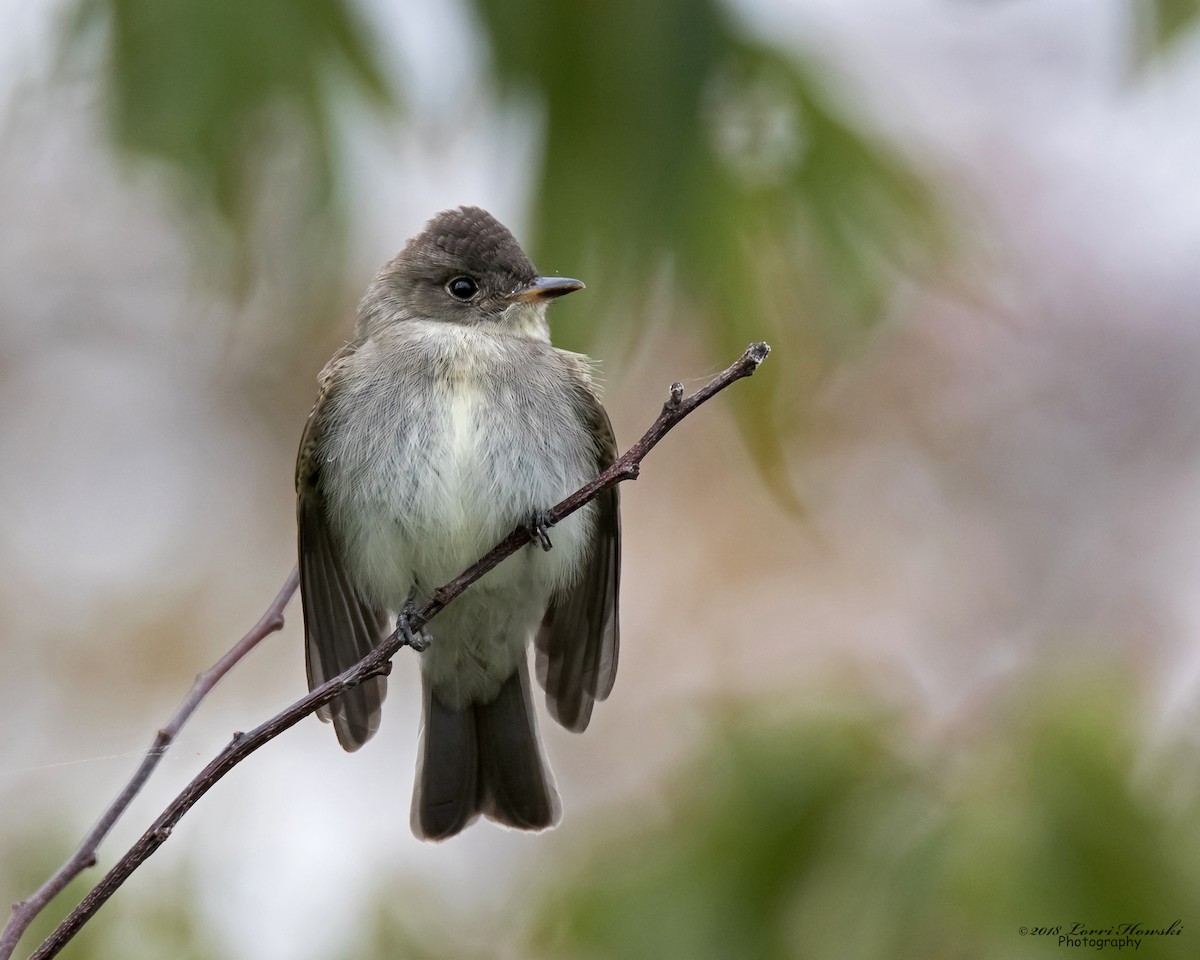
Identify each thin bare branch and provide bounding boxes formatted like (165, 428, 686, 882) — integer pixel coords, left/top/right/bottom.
(26, 342, 771, 960)
(0, 571, 300, 960)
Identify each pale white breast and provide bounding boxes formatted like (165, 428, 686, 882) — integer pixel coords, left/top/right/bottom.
(319, 321, 597, 620)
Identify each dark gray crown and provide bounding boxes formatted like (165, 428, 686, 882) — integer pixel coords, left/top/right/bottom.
(404, 206, 537, 282)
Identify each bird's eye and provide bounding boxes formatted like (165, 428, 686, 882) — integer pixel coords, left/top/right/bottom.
(446, 276, 479, 301)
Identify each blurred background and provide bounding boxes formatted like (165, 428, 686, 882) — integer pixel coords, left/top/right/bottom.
(3, 0, 1200, 957)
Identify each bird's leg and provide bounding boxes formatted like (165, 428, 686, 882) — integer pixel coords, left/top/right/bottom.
(526, 509, 554, 551)
(397, 587, 431, 652)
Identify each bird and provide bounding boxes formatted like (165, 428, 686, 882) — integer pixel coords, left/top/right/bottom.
(295, 206, 620, 840)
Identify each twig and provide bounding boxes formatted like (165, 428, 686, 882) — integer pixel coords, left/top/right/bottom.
(25, 342, 771, 960)
(0, 571, 300, 960)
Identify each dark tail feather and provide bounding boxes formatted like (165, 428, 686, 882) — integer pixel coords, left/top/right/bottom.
(411, 675, 480, 841)
(411, 660, 560, 841)
(477, 659, 561, 831)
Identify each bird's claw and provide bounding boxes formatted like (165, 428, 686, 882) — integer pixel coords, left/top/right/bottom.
(397, 591, 431, 652)
(527, 510, 554, 551)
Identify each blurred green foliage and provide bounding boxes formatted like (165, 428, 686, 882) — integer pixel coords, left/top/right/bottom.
(6, 676, 1196, 958)
(529, 679, 1200, 960)
(2, 830, 217, 960)
(1148, 0, 1200, 51)
(299, 674, 1200, 959)
(62, 0, 395, 297)
(477, 0, 945, 334)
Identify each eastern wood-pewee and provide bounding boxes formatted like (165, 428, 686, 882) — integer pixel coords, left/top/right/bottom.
(296, 206, 620, 840)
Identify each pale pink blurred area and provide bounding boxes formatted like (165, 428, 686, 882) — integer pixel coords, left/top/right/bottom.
(4, 0, 1200, 957)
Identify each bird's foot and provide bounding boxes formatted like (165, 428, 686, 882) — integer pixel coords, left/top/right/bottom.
(397, 590, 431, 652)
(526, 510, 554, 551)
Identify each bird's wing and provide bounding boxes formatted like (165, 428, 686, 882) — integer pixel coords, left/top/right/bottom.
(535, 389, 621, 733)
(296, 343, 390, 751)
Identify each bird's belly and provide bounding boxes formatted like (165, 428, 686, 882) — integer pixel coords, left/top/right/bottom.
(323, 369, 595, 703)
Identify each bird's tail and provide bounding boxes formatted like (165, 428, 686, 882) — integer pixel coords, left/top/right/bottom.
(411, 657, 561, 841)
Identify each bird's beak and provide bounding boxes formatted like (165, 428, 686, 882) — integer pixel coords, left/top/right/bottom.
(511, 276, 586, 303)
